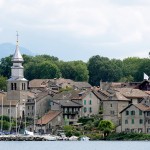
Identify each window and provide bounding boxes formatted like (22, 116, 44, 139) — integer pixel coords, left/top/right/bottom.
(139, 119, 143, 124)
(14, 83, 17, 90)
(11, 83, 17, 90)
(32, 106, 34, 110)
(110, 111, 115, 115)
(148, 120, 150, 124)
(138, 128, 143, 133)
(11, 83, 13, 90)
(126, 111, 129, 115)
(132, 119, 134, 124)
(84, 100, 86, 105)
(84, 107, 87, 113)
(147, 128, 150, 133)
(7, 109, 10, 114)
(139, 110, 142, 115)
(89, 100, 92, 105)
(131, 111, 135, 115)
(90, 93, 92, 98)
(110, 104, 112, 107)
(28, 106, 30, 110)
(89, 107, 92, 113)
(147, 112, 150, 116)
(125, 119, 128, 124)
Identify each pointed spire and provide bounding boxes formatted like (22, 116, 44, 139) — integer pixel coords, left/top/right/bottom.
(12, 31, 24, 62)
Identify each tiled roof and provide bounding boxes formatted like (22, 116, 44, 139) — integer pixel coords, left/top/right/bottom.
(59, 100, 82, 107)
(35, 91, 50, 102)
(120, 103, 150, 113)
(36, 111, 62, 125)
(114, 92, 130, 101)
(29, 79, 50, 88)
(114, 88, 148, 98)
(71, 82, 92, 89)
(52, 90, 88, 100)
(145, 91, 150, 95)
(134, 103, 150, 111)
(0, 92, 18, 106)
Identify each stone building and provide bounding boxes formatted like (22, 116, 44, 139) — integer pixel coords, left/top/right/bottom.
(120, 103, 150, 133)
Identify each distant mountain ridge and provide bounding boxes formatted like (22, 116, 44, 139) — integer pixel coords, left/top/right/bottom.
(0, 43, 35, 59)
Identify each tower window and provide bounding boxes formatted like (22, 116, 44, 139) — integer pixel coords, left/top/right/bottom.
(14, 83, 17, 90)
(11, 83, 13, 90)
(11, 83, 17, 90)
(22, 83, 26, 90)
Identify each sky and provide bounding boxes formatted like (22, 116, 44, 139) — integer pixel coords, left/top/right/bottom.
(0, 0, 150, 61)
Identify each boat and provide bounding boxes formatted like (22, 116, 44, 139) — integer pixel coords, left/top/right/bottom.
(69, 136, 78, 141)
(42, 134, 57, 141)
(24, 130, 34, 136)
(80, 136, 90, 141)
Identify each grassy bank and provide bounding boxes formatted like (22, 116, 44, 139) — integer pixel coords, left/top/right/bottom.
(105, 132, 150, 141)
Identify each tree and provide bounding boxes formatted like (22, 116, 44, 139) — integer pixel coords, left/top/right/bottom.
(0, 55, 12, 78)
(98, 120, 115, 137)
(24, 61, 61, 80)
(136, 58, 150, 81)
(88, 55, 122, 86)
(59, 61, 89, 81)
(0, 76, 7, 91)
(122, 57, 142, 81)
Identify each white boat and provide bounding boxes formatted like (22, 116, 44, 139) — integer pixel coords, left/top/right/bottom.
(42, 134, 57, 141)
(80, 136, 90, 141)
(69, 136, 78, 141)
(24, 130, 34, 136)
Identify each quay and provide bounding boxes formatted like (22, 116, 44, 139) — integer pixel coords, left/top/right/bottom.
(0, 135, 47, 141)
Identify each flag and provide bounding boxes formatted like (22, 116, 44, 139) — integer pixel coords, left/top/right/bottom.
(144, 73, 149, 80)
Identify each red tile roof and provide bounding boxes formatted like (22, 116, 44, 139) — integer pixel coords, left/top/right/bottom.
(36, 111, 62, 125)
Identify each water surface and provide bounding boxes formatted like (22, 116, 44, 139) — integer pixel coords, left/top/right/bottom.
(1, 141, 150, 150)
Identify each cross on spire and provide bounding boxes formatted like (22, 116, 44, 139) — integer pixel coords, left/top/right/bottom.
(16, 31, 19, 45)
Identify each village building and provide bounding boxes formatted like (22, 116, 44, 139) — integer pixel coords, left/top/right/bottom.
(50, 90, 101, 121)
(120, 103, 150, 133)
(35, 110, 63, 134)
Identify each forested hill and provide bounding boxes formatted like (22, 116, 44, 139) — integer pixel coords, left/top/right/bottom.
(0, 54, 149, 87)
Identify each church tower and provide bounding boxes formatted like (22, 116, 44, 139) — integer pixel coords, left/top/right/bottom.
(7, 33, 28, 106)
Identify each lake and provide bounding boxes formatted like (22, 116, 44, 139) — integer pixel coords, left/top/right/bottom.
(1, 141, 150, 150)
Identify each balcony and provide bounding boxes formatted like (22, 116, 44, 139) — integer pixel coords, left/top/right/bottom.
(63, 111, 79, 115)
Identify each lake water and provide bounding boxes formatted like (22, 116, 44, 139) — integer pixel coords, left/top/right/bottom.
(1, 141, 150, 150)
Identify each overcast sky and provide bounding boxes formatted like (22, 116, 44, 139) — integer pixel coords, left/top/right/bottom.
(0, 0, 150, 61)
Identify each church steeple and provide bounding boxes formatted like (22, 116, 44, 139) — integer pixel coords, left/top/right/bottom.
(7, 33, 28, 103)
(12, 31, 24, 62)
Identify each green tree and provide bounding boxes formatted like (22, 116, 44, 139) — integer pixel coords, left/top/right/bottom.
(98, 120, 115, 137)
(59, 61, 89, 81)
(88, 55, 122, 85)
(0, 76, 7, 91)
(0, 55, 12, 78)
(122, 57, 142, 81)
(25, 61, 61, 80)
(136, 58, 150, 81)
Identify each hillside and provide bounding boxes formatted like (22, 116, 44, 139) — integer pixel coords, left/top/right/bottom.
(0, 43, 34, 59)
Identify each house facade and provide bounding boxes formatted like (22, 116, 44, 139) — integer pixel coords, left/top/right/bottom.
(120, 103, 150, 133)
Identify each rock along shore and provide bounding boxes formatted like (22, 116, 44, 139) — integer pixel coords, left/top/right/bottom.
(0, 135, 47, 141)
